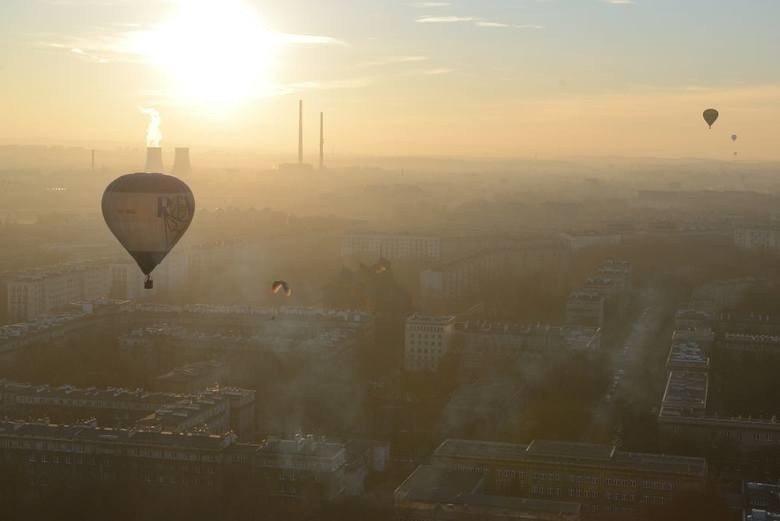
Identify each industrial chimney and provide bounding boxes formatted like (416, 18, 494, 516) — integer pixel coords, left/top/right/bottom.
(172, 147, 192, 177)
(145, 147, 164, 173)
(298, 99, 304, 164)
(319, 112, 325, 171)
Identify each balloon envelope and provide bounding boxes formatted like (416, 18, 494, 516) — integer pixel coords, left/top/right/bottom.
(102, 173, 195, 276)
(731, 134, 738, 142)
(703, 108, 719, 129)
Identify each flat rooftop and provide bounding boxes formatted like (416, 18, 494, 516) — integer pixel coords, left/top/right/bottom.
(660, 371, 708, 414)
(567, 290, 605, 302)
(433, 438, 706, 477)
(527, 439, 616, 460)
(406, 314, 456, 325)
(0, 421, 231, 450)
(667, 340, 710, 370)
(396, 465, 581, 515)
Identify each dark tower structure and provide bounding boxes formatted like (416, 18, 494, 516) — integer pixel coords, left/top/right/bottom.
(298, 99, 303, 164)
(173, 147, 192, 177)
(319, 112, 325, 170)
(144, 147, 164, 173)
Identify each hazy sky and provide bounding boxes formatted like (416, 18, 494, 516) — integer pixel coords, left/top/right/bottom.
(1, 0, 779, 158)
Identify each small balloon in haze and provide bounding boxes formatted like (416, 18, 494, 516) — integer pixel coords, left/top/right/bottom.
(102, 173, 195, 289)
(703, 108, 719, 129)
(272, 280, 292, 297)
(731, 134, 738, 142)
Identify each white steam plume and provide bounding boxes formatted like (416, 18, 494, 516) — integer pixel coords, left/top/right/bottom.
(139, 106, 162, 147)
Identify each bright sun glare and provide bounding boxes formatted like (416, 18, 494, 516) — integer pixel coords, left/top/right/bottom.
(134, 0, 278, 107)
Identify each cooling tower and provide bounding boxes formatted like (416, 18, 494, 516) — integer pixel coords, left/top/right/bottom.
(144, 147, 164, 173)
(172, 147, 192, 177)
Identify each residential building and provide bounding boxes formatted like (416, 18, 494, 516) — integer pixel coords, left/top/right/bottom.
(666, 340, 710, 373)
(0, 379, 255, 439)
(565, 260, 632, 330)
(718, 333, 780, 356)
(0, 423, 349, 503)
(152, 359, 230, 394)
(565, 291, 605, 328)
(395, 464, 582, 521)
(430, 438, 706, 519)
(6, 262, 111, 323)
(404, 314, 456, 371)
(341, 232, 441, 261)
(420, 239, 569, 302)
(691, 278, 756, 313)
(745, 482, 780, 514)
(734, 224, 780, 253)
(561, 231, 622, 252)
(456, 321, 600, 380)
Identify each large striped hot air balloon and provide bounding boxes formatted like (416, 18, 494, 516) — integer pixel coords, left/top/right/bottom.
(102, 173, 195, 289)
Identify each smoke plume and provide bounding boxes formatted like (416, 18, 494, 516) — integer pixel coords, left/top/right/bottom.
(139, 107, 162, 147)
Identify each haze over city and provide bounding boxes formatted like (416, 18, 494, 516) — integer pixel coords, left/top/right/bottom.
(2, 0, 780, 157)
(2, 1, 780, 521)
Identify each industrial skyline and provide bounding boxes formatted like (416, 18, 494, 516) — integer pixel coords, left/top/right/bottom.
(2, 0, 779, 158)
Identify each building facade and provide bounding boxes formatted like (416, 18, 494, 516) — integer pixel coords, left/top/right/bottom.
(0, 379, 255, 439)
(404, 314, 456, 371)
(420, 240, 569, 302)
(342, 232, 441, 262)
(430, 438, 707, 519)
(6, 263, 111, 323)
(395, 464, 582, 521)
(0, 423, 349, 503)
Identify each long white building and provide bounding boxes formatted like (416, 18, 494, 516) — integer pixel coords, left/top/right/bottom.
(342, 232, 441, 261)
(734, 224, 780, 253)
(5, 263, 111, 323)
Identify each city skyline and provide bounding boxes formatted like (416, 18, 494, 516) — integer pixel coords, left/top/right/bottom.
(1, 0, 779, 158)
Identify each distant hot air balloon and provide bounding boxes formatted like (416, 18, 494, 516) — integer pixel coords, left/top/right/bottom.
(272, 280, 292, 297)
(731, 134, 738, 142)
(703, 109, 719, 129)
(102, 173, 195, 289)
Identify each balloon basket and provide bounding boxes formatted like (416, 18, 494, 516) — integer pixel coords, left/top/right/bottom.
(144, 277, 154, 290)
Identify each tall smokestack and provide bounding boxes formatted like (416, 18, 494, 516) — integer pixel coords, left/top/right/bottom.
(173, 147, 192, 177)
(298, 99, 303, 164)
(145, 147, 164, 173)
(319, 112, 325, 171)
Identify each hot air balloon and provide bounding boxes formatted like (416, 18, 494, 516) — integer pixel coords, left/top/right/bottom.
(731, 134, 738, 142)
(703, 109, 719, 129)
(102, 173, 194, 289)
(272, 280, 292, 297)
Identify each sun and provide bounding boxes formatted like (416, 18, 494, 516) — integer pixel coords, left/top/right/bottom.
(137, 0, 279, 107)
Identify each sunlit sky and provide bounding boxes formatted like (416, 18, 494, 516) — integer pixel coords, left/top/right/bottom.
(1, 0, 779, 158)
